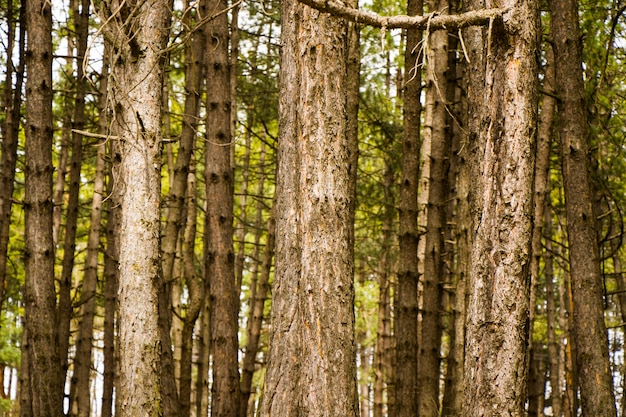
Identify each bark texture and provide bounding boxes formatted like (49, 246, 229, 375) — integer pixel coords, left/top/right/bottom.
(463, 0, 539, 415)
(260, 1, 359, 415)
(204, 0, 241, 415)
(395, 0, 422, 414)
(100, 0, 171, 414)
(22, 0, 63, 415)
(549, 0, 618, 414)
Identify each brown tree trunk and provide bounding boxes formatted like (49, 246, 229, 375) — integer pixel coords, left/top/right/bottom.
(100, 0, 171, 414)
(463, 0, 539, 415)
(395, 0, 422, 414)
(0, 0, 25, 308)
(65, 0, 95, 414)
(240, 142, 273, 417)
(22, 0, 63, 414)
(549, 0, 617, 414)
(204, 2, 240, 417)
(58, 0, 91, 392)
(417, 1, 452, 415)
(180, 164, 204, 417)
(259, 1, 359, 415)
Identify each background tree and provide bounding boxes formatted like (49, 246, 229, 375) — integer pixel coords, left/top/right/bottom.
(22, 0, 63, 414)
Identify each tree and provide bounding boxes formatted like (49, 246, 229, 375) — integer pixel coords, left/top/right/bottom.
(549, 0, 618, 414)
(396, 0, 422, 414)
(204, 0, 241, 415)
(98, 0, 171, 414)
(462, 0, 539, 415)
(259, 0, 359, 415)
(21, 0, 63, 415)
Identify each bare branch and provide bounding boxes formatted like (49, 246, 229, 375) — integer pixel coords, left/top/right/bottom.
(296, 0, 508, 30)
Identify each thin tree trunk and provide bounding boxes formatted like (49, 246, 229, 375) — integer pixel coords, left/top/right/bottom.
(240, 142, 272, 417)
(0, 0, 25, 308)
(395, 0, 422, 413)
(101, 142, 120, 417)
(100, 0, 171, 414)
(417, 2, 451, 415)
(549, 0, 617, 414)
(259, 0, 359, 414)
(58, 0, 91, 390)
(195, 299, 211, 417)
(240, 210, 275, 417)
(463, 0, 539, 414)
(180, 164, 204, 417)
(204, 0, 240, 415)
(65, 0, 95, 414)
(22, 0, 63, 414)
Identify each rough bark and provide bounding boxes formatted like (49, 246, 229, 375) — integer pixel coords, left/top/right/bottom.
(22, 0, 63, 414)
(395, 0, 422, 414)
(549, 0, 617, 414)
(100, 0, 171, 414)
(0, 0, 25, 308)
(203, 1, 241, 416)
(259, 1, 359, 415)
(463, 0, 539, 415)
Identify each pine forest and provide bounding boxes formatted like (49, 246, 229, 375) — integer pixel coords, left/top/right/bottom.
(3, 0, 626, 416)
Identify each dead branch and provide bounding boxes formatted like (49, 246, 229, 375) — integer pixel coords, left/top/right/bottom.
(296, 0, 508, 30)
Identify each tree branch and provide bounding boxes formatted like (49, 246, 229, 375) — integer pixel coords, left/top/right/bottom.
(296, 0, 508, 30)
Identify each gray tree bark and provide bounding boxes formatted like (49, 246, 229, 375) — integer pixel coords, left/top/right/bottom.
(99, 0, 171, 414)
(463, 0, 539, 415)
(259, 1, 359, 415)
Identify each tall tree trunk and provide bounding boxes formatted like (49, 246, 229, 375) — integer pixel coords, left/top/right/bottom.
(463, 0, 539, 415)
(204, 1, 240, 416)
(0, 0, 25, 307)
(259, 1, 359, 415)
(417, 1, 452, 415)
(100, 0, 171, 414)
(98, 48, 118, 417)
(396, 0, 422, 414)
(58, 0, 91, 392)
(549, 0, 617, 414)
(65, 0, 95, 414)
(22, 0, 63, 414)
(162, 0, 206, 411)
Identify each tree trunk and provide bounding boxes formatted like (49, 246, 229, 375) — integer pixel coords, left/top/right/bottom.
(100, 0, 171, 414)
(463, 0, 539, 415)
(22, 0, 63, 414)
(395, 0, 422, 414)
(180, 163, 204, 417)
(65, 0, 95, 414)
(204, 1, 241, 416)
(0, 0, 25, 308)
(58, 0, 91, 392)
(417, 1, 452, 415)
(240, 142, 274, 417)
(259, 1, 359, 415)
(549, 0, 617, 414)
